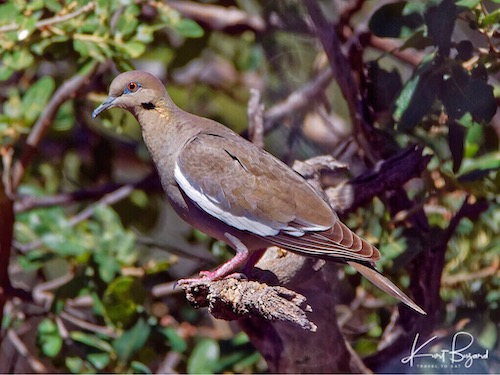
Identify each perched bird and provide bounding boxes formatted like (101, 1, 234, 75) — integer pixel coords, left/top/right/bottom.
(93, 70, 426, 315)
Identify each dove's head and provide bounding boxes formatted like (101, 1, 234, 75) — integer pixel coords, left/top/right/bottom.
(92, 70, 170, 119)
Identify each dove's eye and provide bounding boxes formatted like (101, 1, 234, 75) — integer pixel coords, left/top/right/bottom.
(125, 82, 140, 93)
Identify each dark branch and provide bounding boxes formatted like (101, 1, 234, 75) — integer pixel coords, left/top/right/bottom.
(304, 0, 378, 163)
(326, 145, 431, 213)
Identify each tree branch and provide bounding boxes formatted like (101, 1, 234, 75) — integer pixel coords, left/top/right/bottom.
(263, 68, 333, 133)
(363, 195, 489, 371)
(168, 0, 265, 32)
(0, 181, 14, 334)
(6, 329, 47, 373)
(325, 145, 431, 213)
(304, 0, 378, 163)
(0, 2, 96, 34)
(179, 278, 316, 332)
(11, 63, 100, 190)
(247, 89, 265, 149)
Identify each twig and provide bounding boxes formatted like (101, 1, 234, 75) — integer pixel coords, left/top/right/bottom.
(369, 35, 424, 66)
(338, 0, 368, 27)
(0, 2, 95, 34)
(15, 183, 123, 213)
(263, 68, 333, 133)
(304, 0, 377, 163)
(67, 183, 135, 226)
(0, 181, 15, 332)
(345, 340, 373, 374)
(152, 281, 183, 298)
(442, 257, 499, 286)
(167, 0, 265, 31)
(32, 272, 74, 307)
(66, 295, 93, 308)
(291, 146, 430, 214)
(7, 329, 47, 373)
(15, 172, 160, 213)
(60, 311, 117, 338)
(247, 88, 265, 148)
(55, 316, 70, 341)
(1, 147, 14, 198)
(156, 352, 181, 374)
(11, 62, 99, 190)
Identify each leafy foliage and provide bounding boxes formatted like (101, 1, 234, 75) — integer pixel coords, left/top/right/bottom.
(0, 0, 498, 373)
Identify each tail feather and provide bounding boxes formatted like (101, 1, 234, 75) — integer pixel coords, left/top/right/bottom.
(347, 261, 426, 315)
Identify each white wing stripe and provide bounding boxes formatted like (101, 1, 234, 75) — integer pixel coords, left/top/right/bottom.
(174, 163, 280, 237)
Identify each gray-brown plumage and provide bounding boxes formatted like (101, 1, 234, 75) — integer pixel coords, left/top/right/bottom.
(93, 70, 425, 315)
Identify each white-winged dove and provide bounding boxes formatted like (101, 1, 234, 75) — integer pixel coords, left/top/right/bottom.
(93, 70, 426, 315)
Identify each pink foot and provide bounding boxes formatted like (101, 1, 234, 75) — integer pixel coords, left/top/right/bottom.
(175, 234, 265, 288)
(175, 270, 248, 288)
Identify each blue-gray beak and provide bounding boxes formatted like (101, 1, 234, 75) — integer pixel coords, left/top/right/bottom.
(92, 96, 116, 118)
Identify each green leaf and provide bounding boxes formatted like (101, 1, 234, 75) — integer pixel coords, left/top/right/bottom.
(369, 2, 423, 38)
(53, 101, 75, 131)
(65, 357, 82, 373)
(37, 319, 63, 358)
(481, 9, 500, 27)
(0, 3, 19, 23)
(94, 250, 121, 283)
(73, 40, 108, 61)
(131, 361, 152, 374)
(173, 19, 204, 38)
(161, 327, 187, 353)
(3, 49, 34, 71)
(22, 76, 56, 123)
(121, 41, 146, 59)
(456, 0, 480, 8)
(87, 352, 111, 370)
(44, 0, 62, 13)
(187, 338, 220, 374)
(463, 118, 483, 158)
(70, 331, 114, 352)
(103, 276, 146, 327)
(135, 25, 162, 44)
(0, 66, 14, 81)
(462, 152, 500, 172)
(478, 321, 497, 349)
(458, 152, 500, 181)
(115, 4, 140, 38)
(112, 318, 151, 363)
(17, 249, 51, 271)
(41, 232, 88, 256)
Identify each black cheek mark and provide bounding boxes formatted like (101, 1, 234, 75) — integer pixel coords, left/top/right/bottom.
(141, 102, 155, 110)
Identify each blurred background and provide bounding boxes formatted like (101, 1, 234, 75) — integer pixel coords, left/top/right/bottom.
(0, 0, 498, 373)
